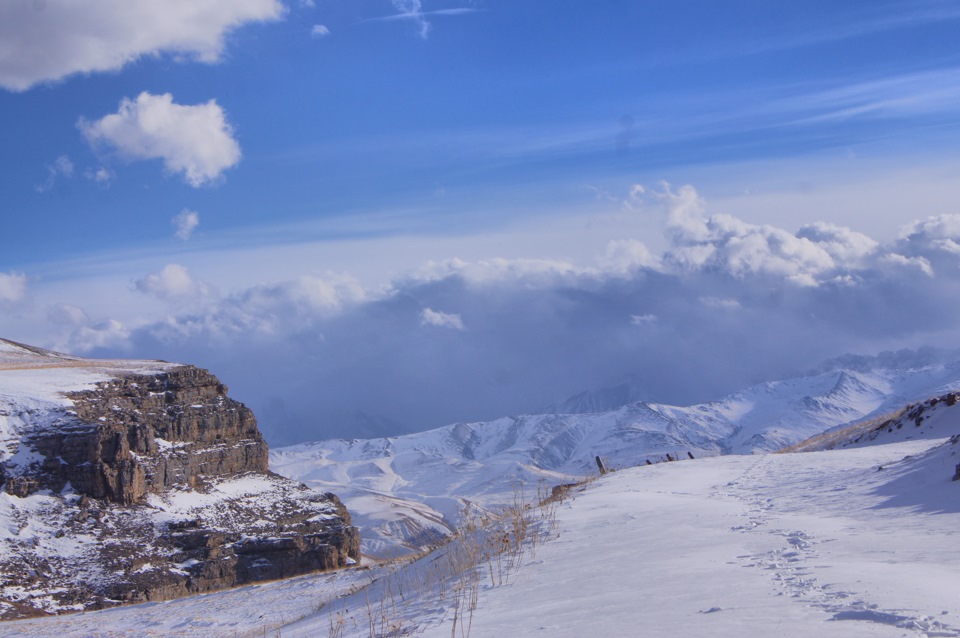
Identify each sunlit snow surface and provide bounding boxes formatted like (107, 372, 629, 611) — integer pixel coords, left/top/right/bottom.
(6, 433, 959, 637)
(271, 364, 960, 557)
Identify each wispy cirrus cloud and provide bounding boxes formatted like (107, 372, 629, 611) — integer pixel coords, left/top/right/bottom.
(366, 1, 479, 38)
(35, 155, 73, 193)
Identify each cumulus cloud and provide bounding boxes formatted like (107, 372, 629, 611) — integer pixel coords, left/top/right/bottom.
(173, 209, 200, 241)
(0, 272, 27, 305)
(599, 239, 659, 275)
(79, 92, 241, 187)
(69, 319, 131, 354)
(311, 24, 330, 38)
(0, 0, 284, 92)
(134, 264, 212, 300)
(420, 308, 465, 330)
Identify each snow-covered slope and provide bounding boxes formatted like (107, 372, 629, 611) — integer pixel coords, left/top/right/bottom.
(0, 338, 176, 465)
(10, 435, 960, 637)
(273, 363, 960, 556)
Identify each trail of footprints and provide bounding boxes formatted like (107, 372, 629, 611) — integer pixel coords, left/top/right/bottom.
(719, 458, 959, 637)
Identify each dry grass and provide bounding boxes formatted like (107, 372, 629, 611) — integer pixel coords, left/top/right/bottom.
(316, 475, 595, 638)
(777, 406, 910, 454)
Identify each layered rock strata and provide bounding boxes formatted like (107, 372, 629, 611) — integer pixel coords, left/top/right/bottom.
(0, 340, 359, 620)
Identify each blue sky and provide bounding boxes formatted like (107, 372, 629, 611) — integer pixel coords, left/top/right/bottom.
(4, 1, 960, 442)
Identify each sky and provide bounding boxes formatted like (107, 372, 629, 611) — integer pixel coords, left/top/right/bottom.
(4, 0, 960, 443)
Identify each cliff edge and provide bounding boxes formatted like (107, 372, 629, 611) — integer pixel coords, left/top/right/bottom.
(0, 338, 360, 619)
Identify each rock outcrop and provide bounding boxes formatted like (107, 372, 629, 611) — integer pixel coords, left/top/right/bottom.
(24, 367, 268, 504)
(0, 339, 359, 620)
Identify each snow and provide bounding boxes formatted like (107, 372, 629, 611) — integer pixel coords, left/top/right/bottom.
(4, 339, 960, 634)
(6, 435, 959, 637)
(270, 363, 960, 557)
(0, 338, 176, 469)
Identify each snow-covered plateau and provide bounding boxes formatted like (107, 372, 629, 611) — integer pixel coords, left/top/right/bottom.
(6, 423, 960, 637)
(3, 336, 960, 636)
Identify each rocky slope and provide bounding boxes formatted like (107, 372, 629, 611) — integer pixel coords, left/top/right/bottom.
(0, 339, 359, 620)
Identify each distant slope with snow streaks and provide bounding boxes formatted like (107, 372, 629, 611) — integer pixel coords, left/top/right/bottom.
(273, 363, 960, 556)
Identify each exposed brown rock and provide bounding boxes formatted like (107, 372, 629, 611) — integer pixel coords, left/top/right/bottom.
(0, 363, 359, 620)
(24, 366, 267, 505)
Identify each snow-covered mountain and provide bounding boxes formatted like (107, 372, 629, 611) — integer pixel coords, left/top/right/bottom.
(272, 362, 960, 557)
(5, 339, 960, 635)
(12, 430, 960, 637)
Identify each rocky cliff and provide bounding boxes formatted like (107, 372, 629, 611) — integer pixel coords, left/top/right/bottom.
(0, 339, 360, 620)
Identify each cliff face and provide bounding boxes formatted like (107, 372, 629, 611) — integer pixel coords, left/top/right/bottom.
(24, 367, 268, 505)
(0, 341, 359, 620)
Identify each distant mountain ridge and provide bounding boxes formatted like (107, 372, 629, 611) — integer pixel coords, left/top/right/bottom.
(273, 361, 960, 557)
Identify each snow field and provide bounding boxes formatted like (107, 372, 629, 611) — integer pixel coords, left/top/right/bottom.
(6, 437, 960, 636)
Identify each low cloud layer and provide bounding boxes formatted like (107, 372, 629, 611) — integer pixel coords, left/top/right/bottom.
(0, 0, 283, 91)
(135, 264, 212, 301)
(31, 184, 960, 444)
(80, 92, 241, 186)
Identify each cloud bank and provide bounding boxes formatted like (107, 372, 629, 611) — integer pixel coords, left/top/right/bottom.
(32, 184, 960, 445)
(0, 0, 284, 91)
(80, 92, 242, 186)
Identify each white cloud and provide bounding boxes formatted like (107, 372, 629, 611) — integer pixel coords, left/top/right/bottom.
(699, 297, 741, 310)
(35, 155, 73, 193)
(80, 92, 241, 187)
(69, 319, 131, 353)
(151, 273, 366, 341)
(0, 272, 27, 304)
(881, 253, 934, 277)
(391, 0, 431, 39)
(411, 257, 579, 286)
(599, 239, 658, 275)
(0, 0, 284, 92)
(300, 0, 316, 7)
(34, 181, 960, 444)
(173, 209, 200, 241)
(134, 264, 212, 300)
(795, 222, 878, 266)
(84, 166, 115, 186)
(369, 1, 477, 39)
(420, 308, 465, 330)
(47, 303, 89, 326)
(311, 24, 330, 38)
